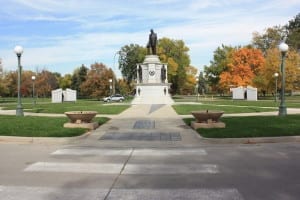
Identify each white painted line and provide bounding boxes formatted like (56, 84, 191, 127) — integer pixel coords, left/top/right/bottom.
(52, 148, 207, 157)
(107, 188, 244, 200)
(133, 148, 207, 156)
(52, 148, 132, 156)
(123, 164, 219, 174)
(0, 185, 108, 200)
(24, 162, 123, 174)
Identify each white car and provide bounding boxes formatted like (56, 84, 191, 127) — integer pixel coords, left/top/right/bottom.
(103, 94, 125, 102)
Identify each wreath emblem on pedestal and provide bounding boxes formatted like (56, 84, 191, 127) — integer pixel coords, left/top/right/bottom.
(149, 70, 155, 76)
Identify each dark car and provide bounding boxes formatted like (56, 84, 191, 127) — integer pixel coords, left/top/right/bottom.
(103, 94, 125, 102)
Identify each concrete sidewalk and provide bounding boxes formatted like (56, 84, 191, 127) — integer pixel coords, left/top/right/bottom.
(80, 104, 202, 148)
(1, 105, 300, 145)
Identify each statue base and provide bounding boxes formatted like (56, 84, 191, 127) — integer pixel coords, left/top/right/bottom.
(133, 55, 173, 105)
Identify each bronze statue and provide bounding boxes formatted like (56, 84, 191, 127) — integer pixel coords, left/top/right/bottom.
(161, 65, 166, 83)
(138, 65, 142, 83)
(147, 29, 157, 55)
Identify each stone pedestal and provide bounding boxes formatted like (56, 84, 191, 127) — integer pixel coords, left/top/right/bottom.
(64, 122, 99, 130)
(132, 55, 173, 105)
(191, 121, 226, 129)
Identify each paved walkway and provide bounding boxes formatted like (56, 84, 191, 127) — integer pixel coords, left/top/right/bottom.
(80, 104, 202, 148)
(1, 105, 300, 145)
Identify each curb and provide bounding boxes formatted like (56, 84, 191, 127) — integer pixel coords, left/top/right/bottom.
(196, 134, 300, 144)
(0, 131, 91, 145)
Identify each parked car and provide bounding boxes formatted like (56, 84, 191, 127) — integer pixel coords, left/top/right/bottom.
(103, 94, 125, 102)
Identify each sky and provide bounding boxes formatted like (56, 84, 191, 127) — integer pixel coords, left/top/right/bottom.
(0, 0, 299, 77)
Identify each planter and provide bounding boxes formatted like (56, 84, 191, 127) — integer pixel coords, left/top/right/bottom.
(65, 111, 97, 123)
(191, 110, 224, 123)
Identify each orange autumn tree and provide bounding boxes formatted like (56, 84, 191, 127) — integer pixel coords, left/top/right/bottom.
(219, 47, 265, 91)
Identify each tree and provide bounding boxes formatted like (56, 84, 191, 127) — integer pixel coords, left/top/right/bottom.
(286, 13, 300, 51)
(35, 69, 59, 97)
(118, 44, 147, 85)
(252, 26, 285, 55)
(71, 64, 88, 96)
(59, 74, 72, 89)
(117, 79, 132, 95)
(157, 38, 190, 94)
(219, 47, 265, 91)
(80, 62, 113, 99)
(181, 65, 197, 95)
(2, 71, 17, 97)
(204, 45, 235, 92)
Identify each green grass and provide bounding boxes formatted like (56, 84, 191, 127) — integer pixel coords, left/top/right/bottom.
(183, 115, 300, 138)
(1, 99, 130, 114)
(0, 115, 110, 137)
(173, 104, 277, 115)
(173, 95, 300, 108)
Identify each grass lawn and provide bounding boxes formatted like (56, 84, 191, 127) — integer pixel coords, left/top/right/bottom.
(183, 115, 300, 138)
(1, 99, 130, 114)
(0, 115, 110, 137)
(173, 104, 277, 115)
(173, 95, 300, 108)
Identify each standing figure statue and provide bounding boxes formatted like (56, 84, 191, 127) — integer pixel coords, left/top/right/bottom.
(138, 65, 142, 83)
(147, 29, 157, 55)
(161, 65, 166, 83)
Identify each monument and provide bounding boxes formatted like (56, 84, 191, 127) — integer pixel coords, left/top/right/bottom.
(132, 29, 174, 104)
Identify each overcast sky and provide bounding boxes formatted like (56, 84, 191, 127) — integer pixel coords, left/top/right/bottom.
(0, 0, 299, 77)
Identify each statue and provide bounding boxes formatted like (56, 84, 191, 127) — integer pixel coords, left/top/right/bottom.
(138, 65, 142, 83)
(161, 65, 166, 83)
(147, 29, 157, 55)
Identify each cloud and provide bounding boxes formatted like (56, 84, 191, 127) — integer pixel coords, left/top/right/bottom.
(0, 0, 298, 75)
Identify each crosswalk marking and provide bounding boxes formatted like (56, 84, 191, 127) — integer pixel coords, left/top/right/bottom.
(51, 148, 207, 156)
(52, 148, 132, 156)
(133, 148, 207, 156)
(0, 185, 108, 200)
(24, 162, 218, 175)
(123, 164, 219, 174)
(24, 162, 123, 174)
(107, 188, 244, 200)
(0, 186, 244, 200)
(15, 146, 246, 199)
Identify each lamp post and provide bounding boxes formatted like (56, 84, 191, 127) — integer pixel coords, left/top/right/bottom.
(14, 45, 24, 116)
(195, 77, 199, 101)
(109, 78, 113, 95)
(113, 50, 126, 95)
(278, 41, 288, 116)
(274, 72, 279, 102)
(31, 75, 36, 106)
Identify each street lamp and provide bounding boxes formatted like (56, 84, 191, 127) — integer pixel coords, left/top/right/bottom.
(109, 78, 113, 95)
(31, 75, 36, 106)
(195, 77, 199, 101)
(113, 50, 126, 95)
(14, 45, 24, 116)
(278, 41, 288, 116)
(274, 72, 279, 102)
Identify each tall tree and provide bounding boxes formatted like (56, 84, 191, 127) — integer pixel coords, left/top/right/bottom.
(35, 69, 59, 97)
(286, 13, 300, 51)
(252, 26, 285, 55)
(219, 47, 265, 91)
(118, 44, 147, 85)
(80, 63, 113, 99)
(181, 65, 198, 95)
(157, 38, 190, 94)
(71, 64, 88, 96)
(59, 74, 72, 89)
(204, 44, 235, 91)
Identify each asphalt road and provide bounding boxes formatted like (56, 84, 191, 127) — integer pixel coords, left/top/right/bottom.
(0, 142, 299, 200)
